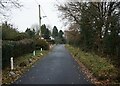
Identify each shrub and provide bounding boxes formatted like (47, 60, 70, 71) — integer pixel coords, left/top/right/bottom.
(2, 39, 35, 69)
(35, 39, 49, 50)
(46, 39, 55, 44)
(14, 33, 29, 41)
(2, 22, 19, 40)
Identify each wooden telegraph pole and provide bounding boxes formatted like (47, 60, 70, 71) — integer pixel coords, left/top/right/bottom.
(39, 5, 41, 37)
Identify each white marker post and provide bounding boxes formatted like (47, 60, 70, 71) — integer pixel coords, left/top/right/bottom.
(10, 57, 14, 70)
(33, 50, 35, 56)
(40, 48, 43, 55)
(41, 48, 42, 51)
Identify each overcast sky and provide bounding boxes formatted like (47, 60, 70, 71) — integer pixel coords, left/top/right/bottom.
(8, 0, 67, 32)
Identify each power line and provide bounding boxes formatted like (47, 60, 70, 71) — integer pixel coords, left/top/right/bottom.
(34, 0, 53, 27)
(40, 6, 53, 26)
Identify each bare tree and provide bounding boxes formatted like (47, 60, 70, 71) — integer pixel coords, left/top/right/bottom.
(57, 2, 82, 25)
(0, 0, 22, 19)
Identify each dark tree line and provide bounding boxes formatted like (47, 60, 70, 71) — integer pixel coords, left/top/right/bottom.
(52, 26, 66, 44)
(39, 24, 65, 44)
(41, 24, 51, 39)
(58, 1, 120, 66)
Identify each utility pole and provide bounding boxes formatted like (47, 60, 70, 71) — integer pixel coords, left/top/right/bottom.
(39, 5, 41, 36)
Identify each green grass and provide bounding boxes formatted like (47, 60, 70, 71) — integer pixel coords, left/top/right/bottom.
(2, 50, 49, 84)
(66, 45, 119, 84)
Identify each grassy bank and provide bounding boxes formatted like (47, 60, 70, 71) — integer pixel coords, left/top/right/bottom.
(2, 50, 49, 84)
(66, 45, 119, 85)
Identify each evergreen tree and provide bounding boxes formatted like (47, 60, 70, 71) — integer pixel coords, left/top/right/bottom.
(25, 28, 35, 38)
(44, 28, 50, 39)
(52, 26, 58, 38)
(41, 24, 50, 39)
(41, 24, 47, 35)
(58, 30, 64, 38)
(57, 30, 65, 44)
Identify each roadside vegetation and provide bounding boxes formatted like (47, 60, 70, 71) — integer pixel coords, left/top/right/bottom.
(2, 22, 50, 69)
(1, 21, 65, 84)
(2, 21, 50, 84)
(57, 1, 120, 85)
(2, 50, 49, 84)
(66, 45, 119, 85)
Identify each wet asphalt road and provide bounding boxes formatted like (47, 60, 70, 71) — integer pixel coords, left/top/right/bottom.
(13, 45, 92, 84)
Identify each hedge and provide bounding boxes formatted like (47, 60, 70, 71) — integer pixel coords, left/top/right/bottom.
(35, 39, 49, 50)
(2, 39, 35, 69)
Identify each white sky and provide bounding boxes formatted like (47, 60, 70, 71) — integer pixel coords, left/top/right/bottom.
(8, 0, 66, 32)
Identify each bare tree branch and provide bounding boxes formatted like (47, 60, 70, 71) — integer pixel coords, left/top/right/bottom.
(0, 0, 23, 19)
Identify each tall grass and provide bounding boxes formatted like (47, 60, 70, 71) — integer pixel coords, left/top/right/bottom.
(66, 45, 119, 83)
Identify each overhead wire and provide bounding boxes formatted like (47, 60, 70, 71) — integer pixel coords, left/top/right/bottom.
(40, 6, 53, 26)
(34, 0, 53, 28)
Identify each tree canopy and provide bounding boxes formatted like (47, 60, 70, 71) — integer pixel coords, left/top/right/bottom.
(41, 24, 50, 39)
(57, 1, 120, 64)
(52, 26, 58, 38)
(25, 28, 35, 38)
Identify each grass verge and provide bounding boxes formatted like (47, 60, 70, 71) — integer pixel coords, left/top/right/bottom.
(66, 44, 119, 85)
(2, 50, 49, 84)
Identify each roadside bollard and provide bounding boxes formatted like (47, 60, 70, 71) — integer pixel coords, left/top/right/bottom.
(10, 57, 14, 70)
(33, 50, 36, 56)
(41, 48, 42, 51)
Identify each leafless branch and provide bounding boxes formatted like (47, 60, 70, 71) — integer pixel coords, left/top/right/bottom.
(0, 0, 23, 19)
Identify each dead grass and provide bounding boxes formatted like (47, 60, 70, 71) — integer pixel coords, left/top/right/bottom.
(66, 44, 119, 85)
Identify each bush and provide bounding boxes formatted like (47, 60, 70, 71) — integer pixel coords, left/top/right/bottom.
(46, 39, 55, 44)
(2, 38, 50, 69)
(35, 39, 49, 50)
(2, 22, 19, 40)
(14, 33, 29, 41)
(2, 39, 35, 69)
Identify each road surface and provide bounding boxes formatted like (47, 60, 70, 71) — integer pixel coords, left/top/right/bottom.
(13, 45, 92, 84)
